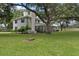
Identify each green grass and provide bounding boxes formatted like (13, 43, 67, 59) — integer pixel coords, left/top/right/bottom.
(0, 31, 79, 56)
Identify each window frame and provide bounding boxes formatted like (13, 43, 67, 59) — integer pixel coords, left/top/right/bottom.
(21, 18, 25, 23)
(15, 20, 17, 24)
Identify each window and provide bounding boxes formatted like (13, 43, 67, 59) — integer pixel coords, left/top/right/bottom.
(28, 11, 30, 15)
(21, 19, 25, 23)
(15, 20, 17, 24)
(38, 20, 40, 23)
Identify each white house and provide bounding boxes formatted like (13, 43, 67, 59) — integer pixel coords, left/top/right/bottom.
(12, 10, 40, 33)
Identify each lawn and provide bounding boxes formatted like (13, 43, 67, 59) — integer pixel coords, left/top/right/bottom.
(0, 31, 79, 56)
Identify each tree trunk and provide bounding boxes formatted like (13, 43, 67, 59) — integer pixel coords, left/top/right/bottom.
(60, 23, 63, 31)
(3, 18, 7, 31)
(46, 23, 52, 34)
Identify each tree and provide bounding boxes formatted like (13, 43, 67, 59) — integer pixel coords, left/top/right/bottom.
(12, 9, 24, 19)
(56, 3, 79, 31)
(0, 3, 13, 30)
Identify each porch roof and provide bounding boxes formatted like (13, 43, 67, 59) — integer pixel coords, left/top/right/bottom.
(11, 15, 31, 22)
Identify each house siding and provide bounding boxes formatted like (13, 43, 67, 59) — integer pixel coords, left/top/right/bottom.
(13, 10, 40, 32)
(13, 19, 27, 30)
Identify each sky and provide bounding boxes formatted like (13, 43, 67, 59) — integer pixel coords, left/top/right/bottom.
(16, 6, 25, 10)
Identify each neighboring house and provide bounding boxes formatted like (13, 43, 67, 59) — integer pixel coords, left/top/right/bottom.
(0, 24, 7, 31)
(68, 19, 79, 26)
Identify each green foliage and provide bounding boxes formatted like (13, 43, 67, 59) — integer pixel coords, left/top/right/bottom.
(0, 4, 13, 23)
(18, 26, 25, 32)
(17, 25, 31, 32)
(26, 25, 31, 30)
(56, 3, 79, 19)
(12, 9, 23, 19)
(0, 3, 14, 31)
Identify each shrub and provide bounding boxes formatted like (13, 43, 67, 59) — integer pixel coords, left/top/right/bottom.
(17, 25, 31, 33)
(18, 26, 25, 32)
(25, 25, 31, 30)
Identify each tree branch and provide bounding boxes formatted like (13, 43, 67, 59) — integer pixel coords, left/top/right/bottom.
(43, 4, 51, 24)
(13, 3, 46, 24)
